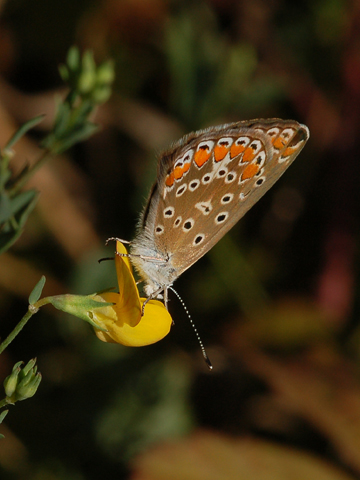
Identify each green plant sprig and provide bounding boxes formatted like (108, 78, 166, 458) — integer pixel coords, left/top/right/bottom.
(0, 46, 114, 255)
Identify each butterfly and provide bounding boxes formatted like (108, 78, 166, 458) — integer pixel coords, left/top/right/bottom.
(123, 118, 309, 308)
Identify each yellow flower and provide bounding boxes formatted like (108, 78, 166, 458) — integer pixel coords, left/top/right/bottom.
(92, 241, 172, 346)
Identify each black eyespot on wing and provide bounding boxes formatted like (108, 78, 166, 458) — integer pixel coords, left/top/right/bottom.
(194, 234, 204, 244)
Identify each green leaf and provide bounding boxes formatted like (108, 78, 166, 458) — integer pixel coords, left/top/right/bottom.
(0, 191, 39, 254)
(52, 100, 72, 138)
(55, 123, 99, 154)
(28, 276, 46, 305)
(0, 170, 11, 191)
(0, 190, 37, 223)
(8, 163, 30, 189)
(5, 115, 45, 151)
(0, 193, 11, 223)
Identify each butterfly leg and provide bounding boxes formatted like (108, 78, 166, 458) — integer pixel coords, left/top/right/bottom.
(163, 287, 169, 309)
(141, 286, 164, 316)
(105, 237, 131, 245)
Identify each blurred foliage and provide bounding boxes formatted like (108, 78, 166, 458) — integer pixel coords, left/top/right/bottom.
(0, 0, 359, 479)
(0, 47, 114, 255)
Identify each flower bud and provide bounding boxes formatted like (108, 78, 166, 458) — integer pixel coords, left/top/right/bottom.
(3, 361, 22, 397)
(15, 371, 42, 401)
(96, 61, 115, 85)
(78, 71, 96, 94)
(91, 86, 112, 104)
(4, 359, 42, 403)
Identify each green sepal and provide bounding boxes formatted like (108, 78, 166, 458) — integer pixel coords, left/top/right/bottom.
(21, 358, 37, 377)
(3, 359, 42, 403)
(3, 362, 22, 397)
(0, 410, 8, 424)
(28, 276, 46, 305)
(48, 294, 113, 330)
(0, 409, 8, 439)
(15, 371, 41, 401)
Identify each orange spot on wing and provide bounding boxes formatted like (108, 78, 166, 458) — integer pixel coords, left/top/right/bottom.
(174, 166, 183, 180)
(183, 162, 191, 174)
(230, 143, 245, 158)
(282, 146, 297, 157)
(214, 145, 229, 162)
(194, 148, 211, 167)
(165, 172, 175, 187)
(272, 136, 287, 149)
(242, 147, 256, 163)
(242, 163, 260, 180)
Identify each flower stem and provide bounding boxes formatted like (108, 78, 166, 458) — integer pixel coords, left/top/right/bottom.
(0, 296, 54, 354)
(0, 309, 35, 354)
(9, 148, 52, 196)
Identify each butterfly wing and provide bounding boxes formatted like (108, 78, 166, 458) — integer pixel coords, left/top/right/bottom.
(150, 119, 309, 275)
(132, 119, 309, 285)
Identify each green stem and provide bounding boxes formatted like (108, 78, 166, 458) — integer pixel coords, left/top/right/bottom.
(0, 309, 34, 354)
(9, 148, 52, 196)
(0, 296, 57, 355)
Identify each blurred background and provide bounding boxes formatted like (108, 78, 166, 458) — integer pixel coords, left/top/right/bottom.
(0, 0, 359, 478)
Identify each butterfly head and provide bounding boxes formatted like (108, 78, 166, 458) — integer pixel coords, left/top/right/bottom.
(129, 237, 176, 297)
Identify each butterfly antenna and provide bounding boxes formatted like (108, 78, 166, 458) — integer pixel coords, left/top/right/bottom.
(169, 286, 213, 371)
(98, 256, 115, 263)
